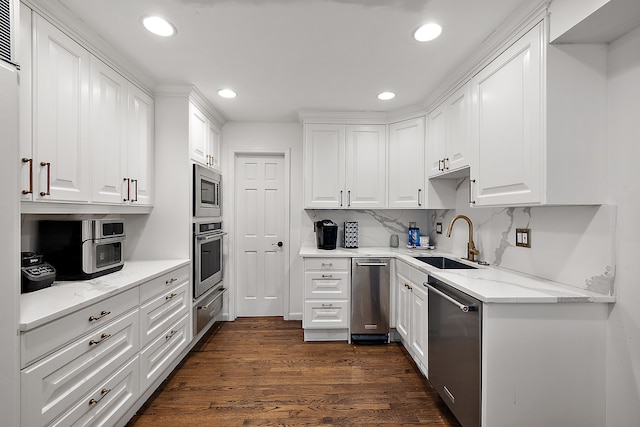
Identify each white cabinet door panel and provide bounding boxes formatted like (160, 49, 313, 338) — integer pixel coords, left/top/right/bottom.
(388, 118, 425, 208)
(445, 84, 470, 172)
(396, 272, 411, 342)
(410, 284, 428, 373)
(90, 57, 128, 204)
(189, 102, 209, 166)
(303, 300, 349, 329)
(471, 23, 543, 206)
(304, 124, 345, 208)
(345, 125, 386, 208)
(427, 106, 447, 177)
(33, 14, 90, 202)
(128, 85, 154, 205)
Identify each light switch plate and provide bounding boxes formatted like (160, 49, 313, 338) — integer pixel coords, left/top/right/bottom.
(436, 223, 443, 234)
(516, 228, 531, 248)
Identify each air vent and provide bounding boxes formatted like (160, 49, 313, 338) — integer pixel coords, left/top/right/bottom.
(0, 0, 11, 64)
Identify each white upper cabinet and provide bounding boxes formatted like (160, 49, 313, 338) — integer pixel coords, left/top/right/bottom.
(388, 117, 425, 208)
(32, 14, 91, 202)
(127, 85, 154, 205)
(90, 58, 154, 206)
(427, 82, 470, 178)
(304, 123, 385, 209)
(470, 19, 607, 206)
(345, 125, 386, 209)
(189, 101, 221, 170)
(303, 124, 345, 209)
(90, 57, 128, 204)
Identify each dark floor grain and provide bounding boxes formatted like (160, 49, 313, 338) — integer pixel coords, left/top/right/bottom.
(126, 317, 461, 426)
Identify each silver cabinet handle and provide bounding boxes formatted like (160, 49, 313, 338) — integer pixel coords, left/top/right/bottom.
(88, 310, 111, 322)
(40, 162, 51, 196)
(321, 303, 333, 307)
(356, 262, 388, 267)
(89, 333, 111, 346)
(88, 388, 111, 406)
(321, 274, 333, 278)
(321, 262, 333, 267)
(425, 283, 472, 312)
(444, 157, 450, 170)
(418, 188, 422, 207)
(347, 190, 351, 207)
(340, 190, 343, 207)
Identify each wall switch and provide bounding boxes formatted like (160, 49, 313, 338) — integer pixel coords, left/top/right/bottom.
(436, 223, 443, 234)
(516, 228, 531, 248)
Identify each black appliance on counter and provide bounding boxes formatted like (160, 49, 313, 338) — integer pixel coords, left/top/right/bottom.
(314, 219, 338, 250)
(37, 219, 125, 280)
(21, 252, 56, 293)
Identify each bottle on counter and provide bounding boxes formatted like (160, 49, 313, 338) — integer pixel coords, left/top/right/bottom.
(408, 222, 420, 247)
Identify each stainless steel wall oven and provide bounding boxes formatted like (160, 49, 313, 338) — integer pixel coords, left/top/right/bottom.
(193, 220, 224, 299)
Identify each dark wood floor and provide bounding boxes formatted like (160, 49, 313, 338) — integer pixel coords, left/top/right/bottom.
(127, 317, 461, 426)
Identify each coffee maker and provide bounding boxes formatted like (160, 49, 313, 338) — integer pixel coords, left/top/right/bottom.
(314, 220, 338, 250)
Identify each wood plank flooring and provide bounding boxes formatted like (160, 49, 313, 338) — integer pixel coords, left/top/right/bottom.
(126, 317, 461, 426)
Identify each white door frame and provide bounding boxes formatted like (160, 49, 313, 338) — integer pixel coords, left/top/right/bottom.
(230, 149, 291, 320)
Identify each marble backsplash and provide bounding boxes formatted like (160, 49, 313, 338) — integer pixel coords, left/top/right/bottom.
(303, 179, 616, 296)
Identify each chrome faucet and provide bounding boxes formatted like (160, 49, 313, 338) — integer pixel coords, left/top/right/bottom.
(446, 215, 480, 262)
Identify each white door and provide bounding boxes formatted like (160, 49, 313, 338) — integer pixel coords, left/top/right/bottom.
(236, 154, 286, 316)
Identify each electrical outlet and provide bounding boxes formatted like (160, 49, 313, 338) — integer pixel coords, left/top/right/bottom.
(516, 228, 531, 248)
(436, 223, 443, 234)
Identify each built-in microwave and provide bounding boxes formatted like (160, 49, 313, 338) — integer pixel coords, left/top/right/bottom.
(193, 164, 221, 218)
(37, 219, 125, 280)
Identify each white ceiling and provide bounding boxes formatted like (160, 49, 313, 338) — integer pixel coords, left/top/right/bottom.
(54, 0, 530, 122)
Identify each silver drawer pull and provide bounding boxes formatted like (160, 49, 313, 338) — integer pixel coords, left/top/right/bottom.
(88, 311, 111, 322)
(356, 262, 388, 267)
(321, 274, 333, 278)
(321, 262, 333, 267)
(88, 388, 111, 406)
(165, 277, 178, 285)
(165, 292, 178, 300)
(89, 333, 111, 346)
(165, 329, 177, 340)
(321, 303, 333, 307)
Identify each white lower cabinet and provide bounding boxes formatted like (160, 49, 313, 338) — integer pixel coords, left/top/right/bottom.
(302, 258, 350, 341)
(139, 313, 190, 392)
(21, 309, 139, 427)
(20, 264, 192, 427)
(395, 261, 428, 376)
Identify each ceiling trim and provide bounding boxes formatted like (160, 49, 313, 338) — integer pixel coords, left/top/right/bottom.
(155, 84, 227, 128)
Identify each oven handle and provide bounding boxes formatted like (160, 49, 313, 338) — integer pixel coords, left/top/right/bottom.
(196, 232, 226, 241)
(425, 283, 473, 312)
(197, 287, 226, 310)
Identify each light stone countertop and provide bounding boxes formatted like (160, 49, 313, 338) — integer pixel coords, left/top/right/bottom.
(300, 245, 615, 304)
(20, 259, 190, 331)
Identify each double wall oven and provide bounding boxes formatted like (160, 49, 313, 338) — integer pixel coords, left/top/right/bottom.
(193, 164, 226, 335)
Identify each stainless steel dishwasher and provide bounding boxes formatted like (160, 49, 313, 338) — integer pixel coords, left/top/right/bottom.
(426, 276, 482, 427)
(351, 258, 390, 344)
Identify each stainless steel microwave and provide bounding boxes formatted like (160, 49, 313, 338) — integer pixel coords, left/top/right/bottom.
(37, 219, 125, 280)
(193, 164, 221, 218)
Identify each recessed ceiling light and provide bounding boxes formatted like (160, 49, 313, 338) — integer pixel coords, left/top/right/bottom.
(142, 16, 176, 37)
(378, 91, 395, 101)
(414, 23, 442, 42)
(218, 89, 237, 99)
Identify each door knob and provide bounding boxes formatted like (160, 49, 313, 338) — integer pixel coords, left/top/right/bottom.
(273, 241, 283, 247)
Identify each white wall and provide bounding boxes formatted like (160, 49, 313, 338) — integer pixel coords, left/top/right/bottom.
(605, 24, 640, 426)
(221, 122, 304, 319)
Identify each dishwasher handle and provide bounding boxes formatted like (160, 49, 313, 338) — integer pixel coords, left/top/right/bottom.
(355, 262, 388, 267)
(425, 283, 474, 313)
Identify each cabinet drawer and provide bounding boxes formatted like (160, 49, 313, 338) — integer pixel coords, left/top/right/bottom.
(49, 356, 139, 427)
(304, 271, 350, 299)
(140, 313, 190, 392)
(140, 280, 190, 347)
(396, 260, 427, 286)
(305, 258, 350, 271)
(21, 309, 139, 427)
(139, 265, 190, 303)
(303, 300, 349, 329)
(21, 287, 139, 368)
